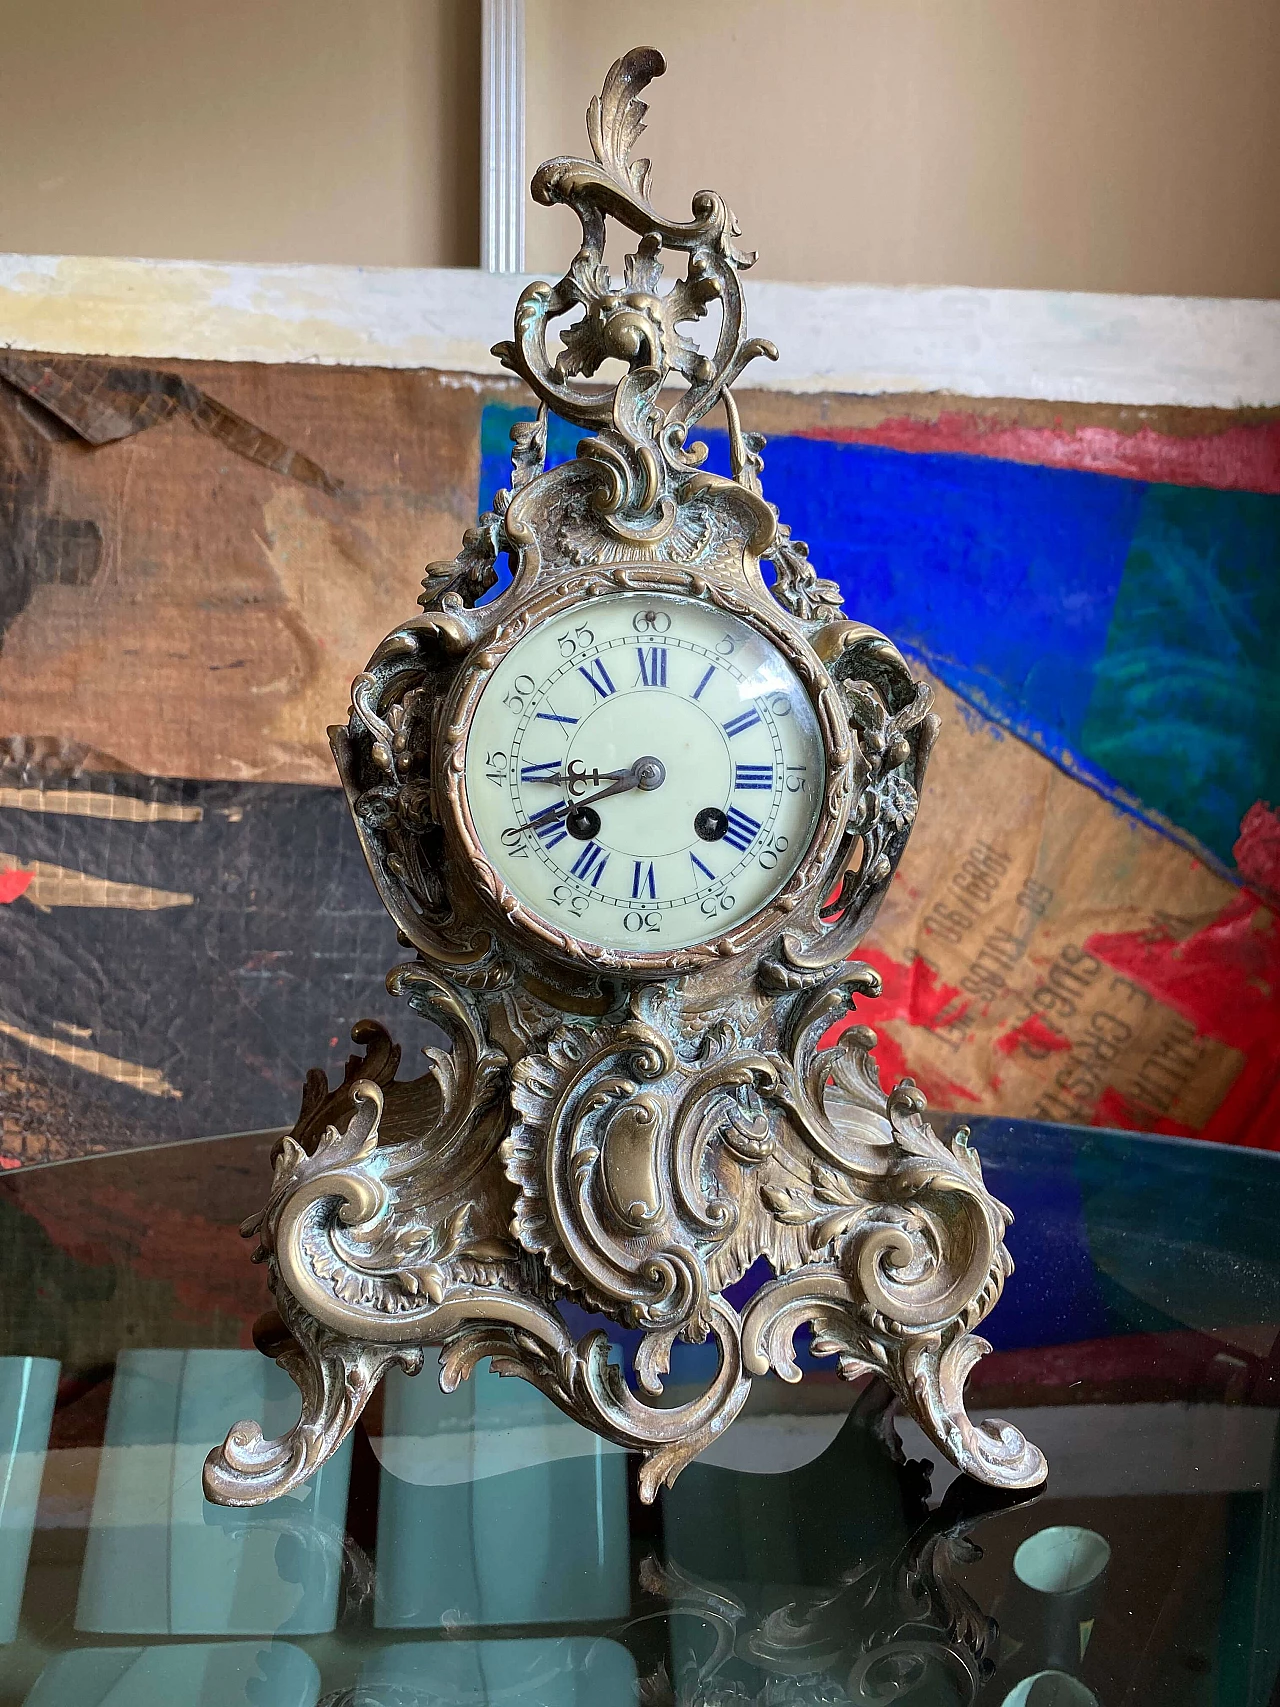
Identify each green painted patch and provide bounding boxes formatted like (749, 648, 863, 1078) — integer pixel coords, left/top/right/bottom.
(1080, 484, 1280, 867)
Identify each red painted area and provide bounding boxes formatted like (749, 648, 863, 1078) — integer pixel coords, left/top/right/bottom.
(1092, 1086, 1195, 1141)
(1086, 894, 1280, 1150)
(971, 1328, 1277, 1404)
(0, 870, 33, 905)
(806, 414, 1280, 494)
(822, 948, 981, 1109)
(993, 1013, 1072, 1059)
(876, 949, 971, 1032)
(1234, 801, 1280, 897)
(12, 1176, 267, 1335)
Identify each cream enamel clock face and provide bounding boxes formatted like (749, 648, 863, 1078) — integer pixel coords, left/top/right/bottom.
(462, 592, 826, 954)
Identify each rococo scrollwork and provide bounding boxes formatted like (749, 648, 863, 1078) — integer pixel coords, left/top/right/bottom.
(206, 46, 1044, 1509)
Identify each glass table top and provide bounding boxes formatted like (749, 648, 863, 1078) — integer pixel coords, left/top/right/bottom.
(0, 1113, 1275, 1705)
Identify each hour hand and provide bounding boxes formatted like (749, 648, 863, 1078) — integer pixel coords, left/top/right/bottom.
(524, 764, 629, 787)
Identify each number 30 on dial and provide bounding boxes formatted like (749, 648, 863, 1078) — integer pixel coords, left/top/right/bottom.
(461, 592, 826, 955)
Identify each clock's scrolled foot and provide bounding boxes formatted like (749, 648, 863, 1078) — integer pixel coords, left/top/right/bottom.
(902, 1330, 1047, 1490)
(202, 1299, 422, 1507)
(202, 1011, 540, 1508)
(740, 1273, 1045, 1493)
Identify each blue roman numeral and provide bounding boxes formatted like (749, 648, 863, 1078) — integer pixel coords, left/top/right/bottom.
(692, 665, 715, 701)
(535, 816, 568, 849)
(689, 852, 716, 883)
(631, 860, 657, 899)
(636, 646, 667, 687)
(570, 841, 609, 887)
(723, 707, 762, 739)
(723, 807, 761, 852)
(734, 763, 773, 791)
(520, 759, 560, 782)
(578, 659, 617, 699)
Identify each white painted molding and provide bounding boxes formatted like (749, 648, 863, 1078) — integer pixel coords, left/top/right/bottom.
(751, 280, 1280, 409)
(0, 254, 1277, 406)
(480, 0, 525, 273)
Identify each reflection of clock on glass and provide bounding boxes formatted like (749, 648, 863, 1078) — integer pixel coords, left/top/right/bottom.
(460, 593, 825, 958)
(208, 44, 1044, 1516)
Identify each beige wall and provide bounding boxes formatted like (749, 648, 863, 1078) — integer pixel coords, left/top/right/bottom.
(0, 0, 479, 267)
(527, 0, 1280, 296)
(0, 0, 1276, 296)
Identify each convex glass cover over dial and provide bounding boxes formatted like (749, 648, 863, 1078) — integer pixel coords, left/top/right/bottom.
(462, 592, 826, 954)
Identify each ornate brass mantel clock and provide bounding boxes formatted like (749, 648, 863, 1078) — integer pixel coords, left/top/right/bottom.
(206, 48, 1045, 1507)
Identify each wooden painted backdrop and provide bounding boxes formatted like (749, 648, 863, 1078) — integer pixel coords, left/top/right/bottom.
(0, 268, 1276, 1164)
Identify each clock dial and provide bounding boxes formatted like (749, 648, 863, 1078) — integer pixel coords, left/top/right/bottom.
(463, 592, 826, 954)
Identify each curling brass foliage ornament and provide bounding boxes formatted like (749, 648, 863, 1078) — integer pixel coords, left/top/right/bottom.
(206, 48, 1045, 1507)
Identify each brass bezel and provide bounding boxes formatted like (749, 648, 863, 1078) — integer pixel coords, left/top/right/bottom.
(440, 569, 851, 976)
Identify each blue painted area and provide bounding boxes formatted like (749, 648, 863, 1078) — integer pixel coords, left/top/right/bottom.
(755, 435, 1147, 747)
(477, 404, 1280, 871)
(978, 1149, 1114, 1351)
(478, 407, 579, 601)
(479, 404, 581, 503)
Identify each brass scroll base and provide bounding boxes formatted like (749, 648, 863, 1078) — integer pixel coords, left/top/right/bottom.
(204, 1012, 1045, 1508)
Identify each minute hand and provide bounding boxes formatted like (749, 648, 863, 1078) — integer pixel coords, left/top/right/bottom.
(504, 767, 642, 841)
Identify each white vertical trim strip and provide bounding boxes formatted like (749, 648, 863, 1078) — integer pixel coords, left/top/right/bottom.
(480, 0, 526, 274)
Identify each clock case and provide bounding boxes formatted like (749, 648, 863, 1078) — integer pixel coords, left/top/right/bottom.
(206, 48, 1045, 1507)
